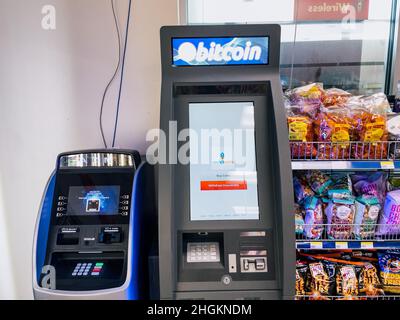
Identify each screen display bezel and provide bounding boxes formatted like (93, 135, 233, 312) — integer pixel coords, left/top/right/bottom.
(51, 171, 133, 226)
(188, 101, 260, 222)
(66, 185, 121, 216)
(171, 36, 270, 67)
(173, 93, 274, 229)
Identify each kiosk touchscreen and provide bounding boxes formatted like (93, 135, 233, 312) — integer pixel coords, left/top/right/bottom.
(159, 25, 295, 300)
(33, 150, 144, 300)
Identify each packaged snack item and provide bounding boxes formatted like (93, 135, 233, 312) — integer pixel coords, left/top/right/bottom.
(328, 107, 353, 159)
(388, 176, 400, 192)
(348, 100, 370, 140)
(322, 260, 337, 295)
(322, 88, 351, 108)
(352, 172, 388, 205)
(387, 114, 400, 159)
(363, 93, 392, 115)
(286, 83, 324, 117)
(349, 96, 388, 159)
(313, 109, 335, 159)
(287, 105, 316, 158)
(306, 171, 332, 195)
(358, 263, 383, 296)
(361, 113, 387, 143)
(378, 250, 400, 294)
(309, 262, 330, 296)
(293, 175, 314, 204)
(359, 115, 388, 159)
(313, 107, 353, 159)
(353, 195, 381, 240)
(376, 190, 400, 236)
(303, 197, 324, 240)
(295, 204, 305, 236)
(296, 261, 309, 296)
(336, 265, 359, 296)
(326, 197, 356, 240)
(320, 197, 330, 213)
(328, 173, 352, 199)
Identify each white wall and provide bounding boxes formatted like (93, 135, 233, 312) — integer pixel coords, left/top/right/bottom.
(0, 0, 178, 299)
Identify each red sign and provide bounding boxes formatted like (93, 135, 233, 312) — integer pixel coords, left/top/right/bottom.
(200, 180, 248, 191)
(295, 0, 369, 22)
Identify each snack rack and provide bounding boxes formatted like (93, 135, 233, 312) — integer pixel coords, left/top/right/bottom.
(295, 295, 400, 301)
(292, 141, 400, 301)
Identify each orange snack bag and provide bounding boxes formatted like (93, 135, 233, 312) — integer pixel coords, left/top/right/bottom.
(286, 104, 316, 159)
(314, 107, 352, 159)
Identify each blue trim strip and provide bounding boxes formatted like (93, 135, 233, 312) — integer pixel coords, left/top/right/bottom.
(293, 161, 400, 170)
(350, 161, 381, 169)
(36, 173, 56, 282)
(296, 241, 400, 250)
(126, 163, 145, 300)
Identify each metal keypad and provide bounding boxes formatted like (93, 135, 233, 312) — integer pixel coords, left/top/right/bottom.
(187, 242, 220, 263)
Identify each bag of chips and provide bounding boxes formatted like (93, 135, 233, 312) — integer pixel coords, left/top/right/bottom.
(376, 190, 400, 236)
(352, 172, 388, 205)
(303, 197, 324, 240)
(358, 263, 383, 296)
(287, 105, 316, 159)
(361, 114, 388, 159)
(326, 107, 353, 159)
(306, 171, 332, 195)
(296, 261, 309, 296)
(347, 95, 388, 160)
(387, 114, 400, 159)
(353, 195, 381, 240)
(313, 109, 335, 160)
(322, 260, 337, 296)
(336, 265, 359, 296)
(322, 88, 351, 108)
(364, 93, 392, 115)
(328, 173, 353, 199)
(378, 250, 400, 294)
(326, 197, 356, 240)
(295, 204, 305, 236)
(286, 83, 324, 117)
(309, 262, 331, 296)
(387, 176, 400, 192)
(293, 176, 314, 204)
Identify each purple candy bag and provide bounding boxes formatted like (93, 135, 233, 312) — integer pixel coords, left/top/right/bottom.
(376, 190, 400, 236)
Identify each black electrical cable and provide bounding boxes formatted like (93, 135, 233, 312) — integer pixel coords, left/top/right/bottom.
(99, 0, 122, 149)
(112, 0, 132, 148)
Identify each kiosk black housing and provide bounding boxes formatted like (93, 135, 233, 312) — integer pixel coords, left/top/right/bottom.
(158, 24, 295, 300)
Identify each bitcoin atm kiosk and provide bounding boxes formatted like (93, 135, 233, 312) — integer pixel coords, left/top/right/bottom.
(159, 25, 295, 300)
(33, 150, 145, 300)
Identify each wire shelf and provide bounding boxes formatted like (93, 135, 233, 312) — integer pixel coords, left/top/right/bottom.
(296, 223, 400, 241)
(290, 141, 400, 161)
(295, 295, 400, 301)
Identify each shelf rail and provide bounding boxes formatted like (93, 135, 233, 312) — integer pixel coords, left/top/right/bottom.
(295, 295, 400, 300)
(290, 141, 400, 161)
(296, 223, 400, 241)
